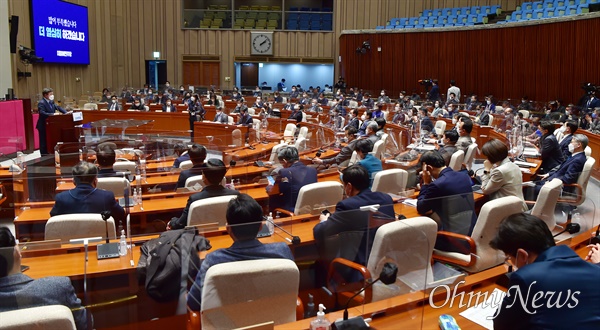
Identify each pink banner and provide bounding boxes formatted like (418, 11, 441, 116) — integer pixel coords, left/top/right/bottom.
(0, 100, 27, 154)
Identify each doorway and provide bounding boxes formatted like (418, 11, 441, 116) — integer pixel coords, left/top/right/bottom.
(240, 63, 259, 89)
(145, 60, 167, 89)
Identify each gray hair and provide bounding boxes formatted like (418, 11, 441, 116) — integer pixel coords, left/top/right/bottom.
(572, 134, 588, 150)
(72, 161, 98, 185)
(367, 121, 379, 133)
(277, 146, 299, 162)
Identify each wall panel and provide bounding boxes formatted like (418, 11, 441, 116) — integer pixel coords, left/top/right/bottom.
(340, 16, 600, 105)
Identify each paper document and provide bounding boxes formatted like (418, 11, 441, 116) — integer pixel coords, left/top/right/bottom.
(459, 288, 506, 330)
(514, 160, 537, 168)
(402, 198, 418, 207)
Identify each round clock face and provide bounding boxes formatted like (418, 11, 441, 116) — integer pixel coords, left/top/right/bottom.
(252, 34, 272, 54)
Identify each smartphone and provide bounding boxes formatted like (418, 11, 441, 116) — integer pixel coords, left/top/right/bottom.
(315, 152, 322, 158)
(267, 175, 275, 185)
(321, 209, 331, 216)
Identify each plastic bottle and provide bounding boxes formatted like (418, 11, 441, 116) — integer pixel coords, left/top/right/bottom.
(137, 187, 143, 206)
(305, 294, 315, 318)
(267, 212, 274, 235)
(310, 304, 330, 330)
(119, 230, 127, 256)
(132, 189, 138, 206)
(230, 179, 236, 190)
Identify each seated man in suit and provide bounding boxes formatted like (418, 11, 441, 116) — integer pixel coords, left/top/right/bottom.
(172, 143, 190, 168)
(162, 99, 177, 112)
(456, 117, 474, 152)
(50, 161, 125, 224)
(0, 228, 89, 330)
(490, 213, 600, 330)
(435, 130, 459, 166)
(539, 120, 564, 174)
(288, 104, 303, 123)
(168, 159, 239, 230)
(107, 95, 122, 111)
(357, 110, 373, 136)
(346, 108, 360, 130)
(187, 194, 293, 311)
(534, 134, 588, 197)
(416, 151, 477, 253)
(232, 98, 248, 114)
(96, 148, 119, 178)
(213, 106, 228, 124)
(313, 165, 394, 266)
(267, 147, 318, 213)
(363, 122, 380, 144)
(312, 127, 359, 167)
(176, 144, 207, 188)
(355, 139, 382, 188)
(559, 120, 578, 158)
(236, 107, 253, 127)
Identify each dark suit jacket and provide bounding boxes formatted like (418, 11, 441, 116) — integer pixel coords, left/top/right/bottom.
(0, 273, 88, 330)
(540, 133, 564, 173)
(107, 101, 122, 111)
(421, 116, 434, 132)
(171, 185, 240, 229)
(288, 110, 303, 123)
(559, 133, 573, 158)
(417, 167, 477, 251)
(313, 189, 395, 266)
(36, 98, 66, 129)
(270, 162, 318, 212)
(346, 117, 359, 130)
(162, 104, 177, 112)
(428, 85, 440, 101)
(177, 164, 207, 188)
(49, 183, 125, 224)
(172, 154, 190, 168)
(477, 112, 490, 126)
(494, 245, 600, 330)
(237, 114, 253, 126)
(548, 152, 587, 185)
(323, 139, 358, 166)
(214, 112, 228, 123)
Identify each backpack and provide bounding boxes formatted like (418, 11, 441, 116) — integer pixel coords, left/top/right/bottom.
(137, 229, 211, 303)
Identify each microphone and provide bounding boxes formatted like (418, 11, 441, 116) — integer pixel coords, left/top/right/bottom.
(333, 263, 398, 330)
(101, 211, 112, 244)
(267, 218, 301, 244)
(591, 225, 600, 245)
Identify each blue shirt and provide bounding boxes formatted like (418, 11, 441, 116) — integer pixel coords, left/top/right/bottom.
(186, 239, 294, 311)
(357, 154, 382, 188)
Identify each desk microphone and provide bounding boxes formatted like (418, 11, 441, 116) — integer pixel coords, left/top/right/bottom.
(267, 218, 301, 244)
(97, 211, 120, 260)
(333, 263, 398, 330)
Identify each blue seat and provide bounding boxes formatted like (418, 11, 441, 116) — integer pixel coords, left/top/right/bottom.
(298, 21, 309, 30)
(457, 15, 467, 23)
(533, 1, 544, 9)
(310, 13, 320, 21)
(310, 21, 320, 30)
(522, 2, 533, 10)
(555, 0, 566, 6)
(418, 17, 428, 25)
(423, 9, 432, 16)
(533, 8, 544, 18)
(414, 24, 424, 28)
(321, 21, 332, 30)
(472, 6, 481, 14)
(424, 24, 434, 28)
(430, 17, 438, 24)
(311, 7, 320, 12)
(322, 13, 333, 21)
(465, 22, 475, 26)
(451, 8, 461, 16)
(491, 5, 501, 13)
(376, 26, 385, 30)
(300, 7, 310, 11)
(460, 7, 471, 15)
(577, 4, 590, 13)
(389, 18, 398, 25)
(544, 0, 555, 8)
(408, 17, 419, 25)
(555, 5, 567, 15)
(287, 21, 298, 29)
(512, 12, 523, 20)
(442, 8, 451, 16)
(467, 14, 478, 23)
(444, 23, 455, 27)
(289, 7, 298, 11)
(404, 25, 414, 29)
(432, 9, 441, 16)
(399, 18, 408, 25)
(394, 25, 404, 29)
(523, 9, 534, 19)
(477, 13, 488, 23)
(287, 13, 298, 20)
(544, 8, 555, 17)
(566, 5, 578, 14)
(322, 7, 332, 12)
(384, 25, 394, 29)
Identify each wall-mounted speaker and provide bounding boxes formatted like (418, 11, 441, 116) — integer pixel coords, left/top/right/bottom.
(9, 15, 19, 54)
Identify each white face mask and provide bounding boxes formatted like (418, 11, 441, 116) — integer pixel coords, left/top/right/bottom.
(568, 143, 576, 153)
(486, 100, 491, 105)
(49, 94, 55, 101)
(191, 97, 196, 101)
(166, 84, 170, 87)
(452, 118, 457, 124)
(361, 114, 366, 121)
(294, 106, 300, 110)
(112, 99, 117, 103)
(166, 102, 171, 105)
(380, 92, 385, 96)
(410, 100, 415, 105)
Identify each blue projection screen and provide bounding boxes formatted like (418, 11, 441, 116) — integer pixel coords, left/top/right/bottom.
(30, 0, 90, 65)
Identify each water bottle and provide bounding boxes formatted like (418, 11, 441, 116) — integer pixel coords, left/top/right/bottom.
(132, 189, 138, 206)
(137, 187, 143, 206)
(119, 230, 127, 256)
(267, 212, 274, 235)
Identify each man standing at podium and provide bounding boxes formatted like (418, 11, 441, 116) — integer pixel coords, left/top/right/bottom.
(37, 88, 67, 155)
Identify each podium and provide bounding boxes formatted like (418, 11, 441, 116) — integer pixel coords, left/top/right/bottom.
(46, 113, 81, 153)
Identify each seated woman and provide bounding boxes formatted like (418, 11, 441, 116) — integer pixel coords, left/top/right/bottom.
(480, 139, 527, 211)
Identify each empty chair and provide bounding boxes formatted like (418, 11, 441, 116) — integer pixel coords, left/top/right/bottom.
(463, 143, 478, 170)
(112, 160, 137, 174)
(294, 136, 307, 152)
(518, 109, 530, 118)
(371, 140, 385, 160)
(433, 196, 525, 272)
(327, 217, 438, 304)
(449, 150, 465, 171)
(371, 169, 408, 194)
(45, 214, 116, 243)
(187, 195, 239, 226)
(96, 177, 130, 197)
(83, 103, 98, 110)
(0, 305, 77, 330)
(348, 150, 359, 166)
(297, 126, 309, 139)
(434, 120, 446, 136)
(200, 259, 299, 328)
(275, 181, 344, 216)
(268, 143, 289, 164)
(232, 128, 243, 147)
(528, 178, 562, 231)
(283, 123, 297, 139)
